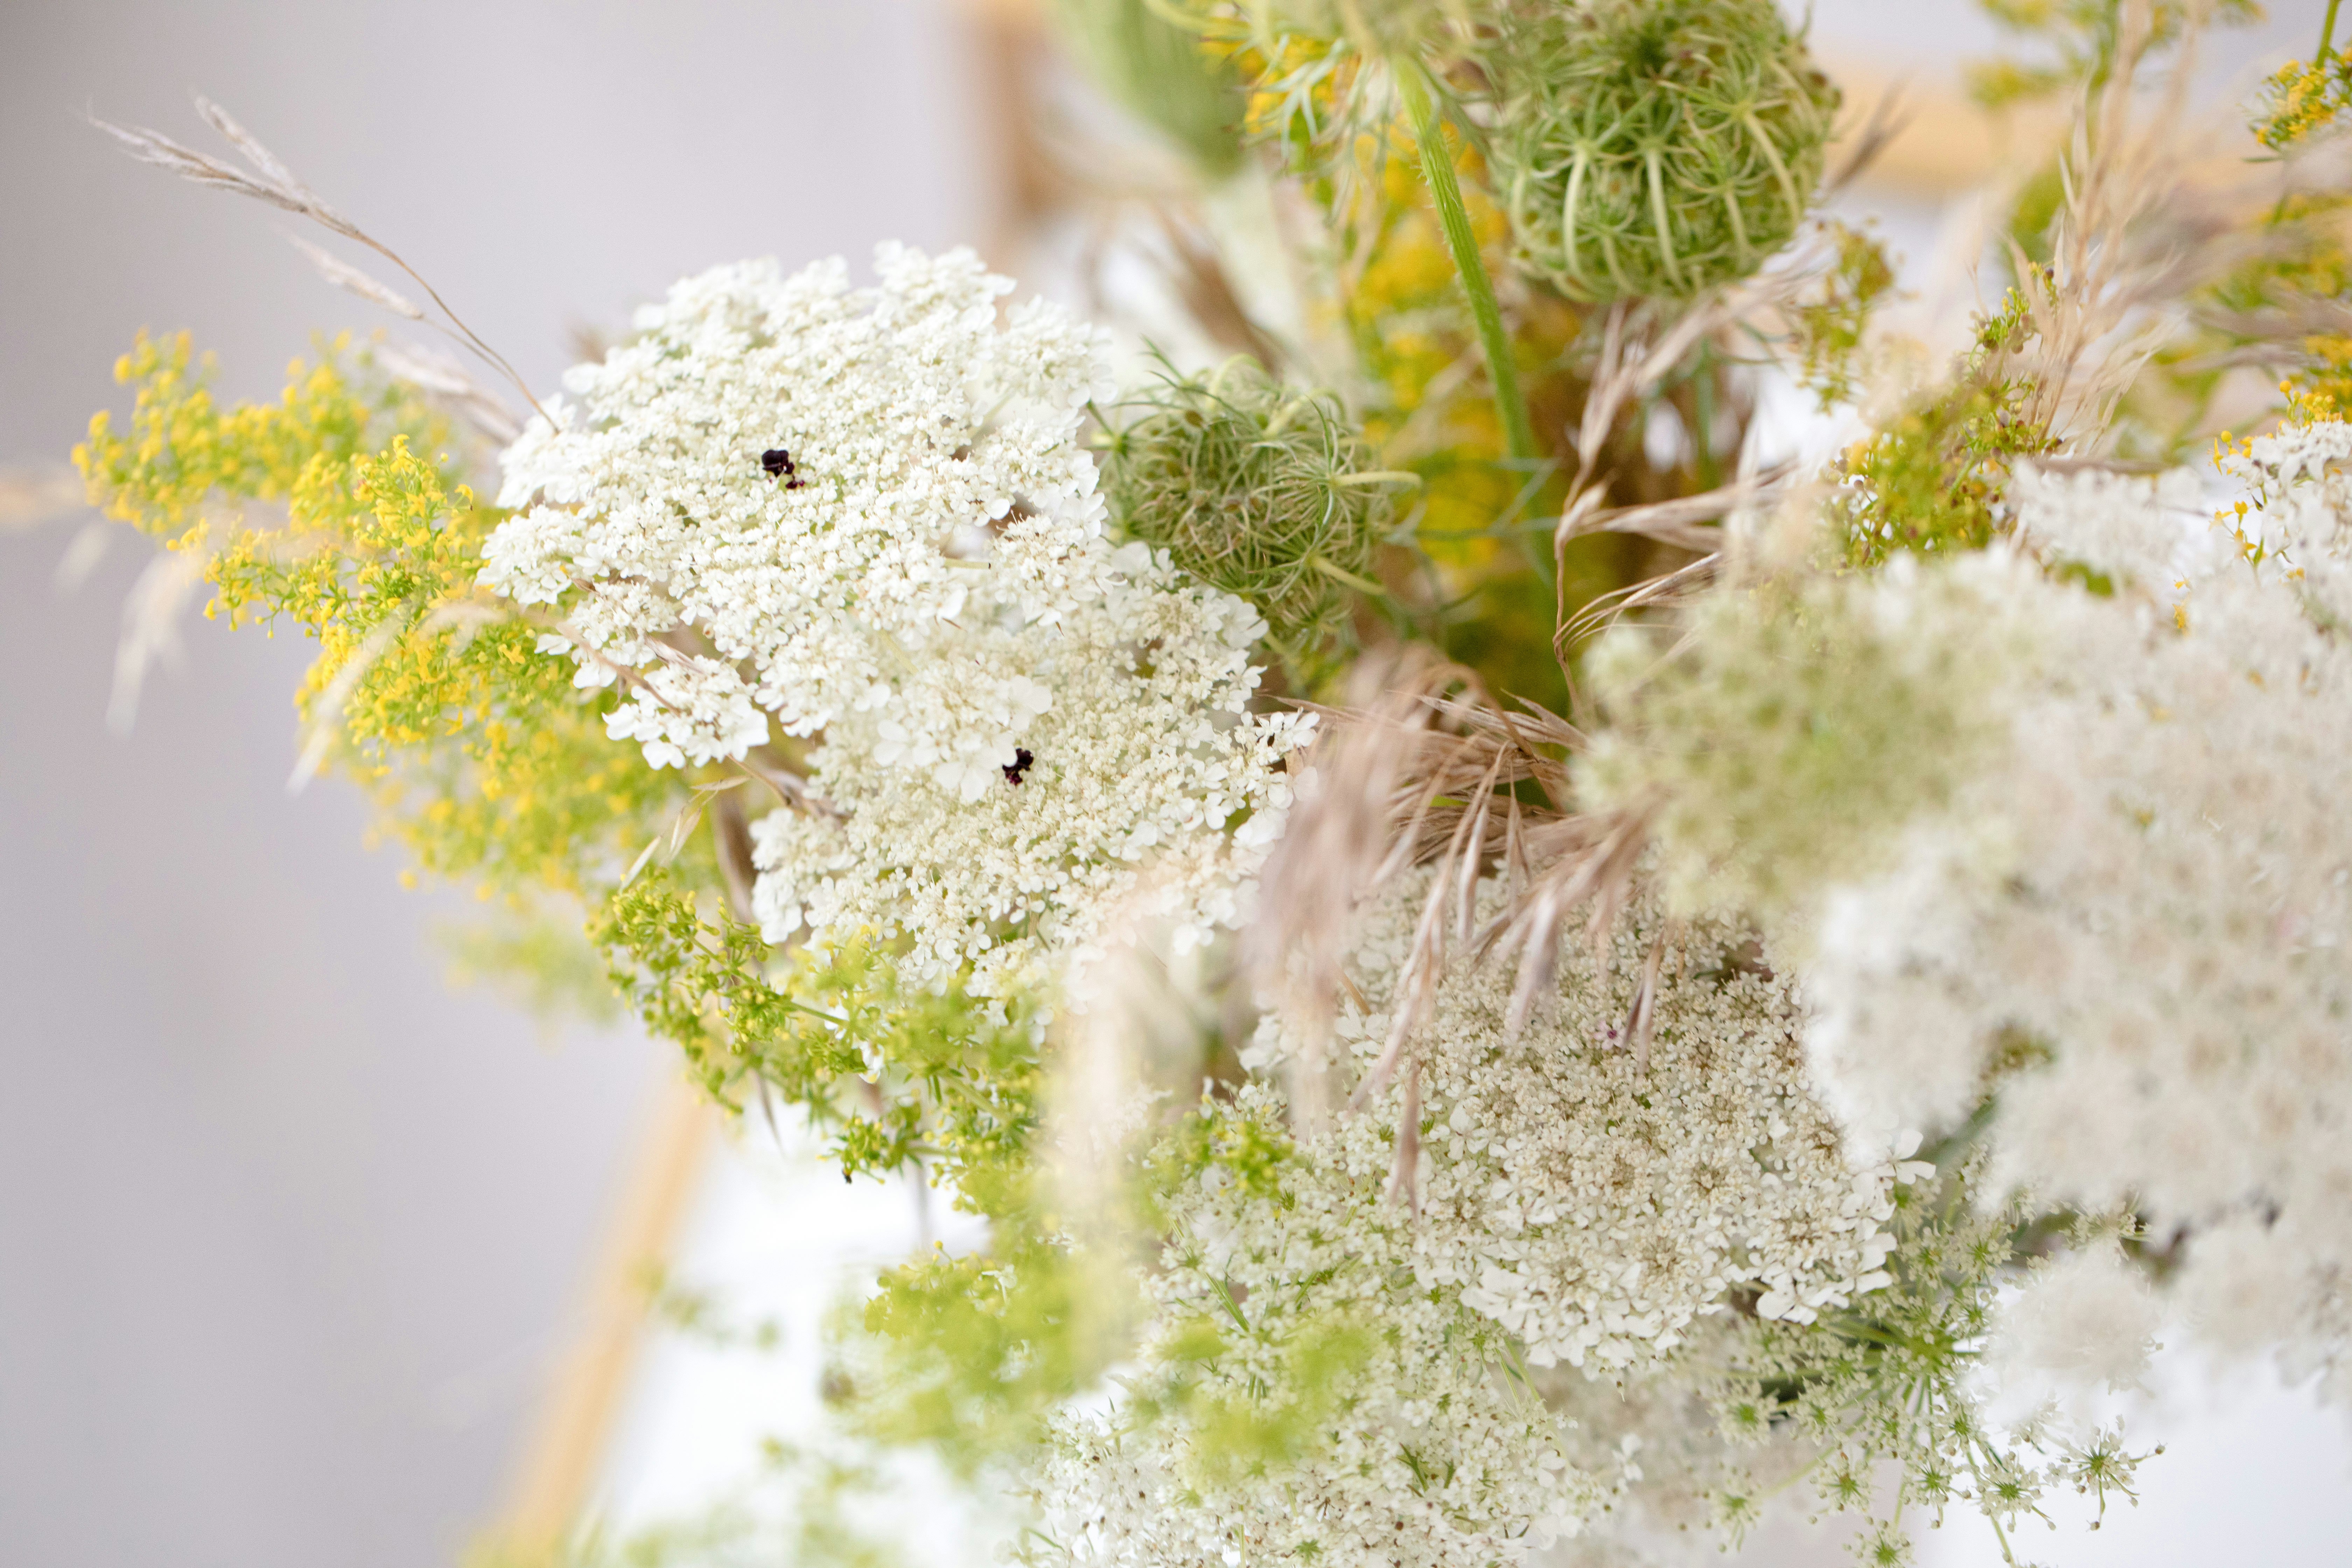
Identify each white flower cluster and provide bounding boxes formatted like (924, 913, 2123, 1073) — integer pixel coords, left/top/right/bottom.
(484, 244, 1114, 773)
(1034, 1086, 1599, 1568)
(749, 543, 1304, 991)
(1252, 873, 1913, 1373)
(481, 246, 1309, 991)
(1982, 1242, 2164, 1423)
(1802, 424, 2352, 1399)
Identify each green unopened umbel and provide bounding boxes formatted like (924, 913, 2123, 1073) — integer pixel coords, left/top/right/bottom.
(1100, 358, 1398, 658)
(1487, 0, 1840, 302)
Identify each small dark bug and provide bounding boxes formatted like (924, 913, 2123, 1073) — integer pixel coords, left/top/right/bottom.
(1002, 748, 1035, 786)
(760, 448, 806, 489)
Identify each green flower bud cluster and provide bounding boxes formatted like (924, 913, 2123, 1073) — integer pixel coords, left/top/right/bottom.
(1099, 356, 1404, 660)
(1485, 0, 1840, 302)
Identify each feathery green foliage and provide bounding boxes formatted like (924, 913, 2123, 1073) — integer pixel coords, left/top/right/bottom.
(835, 1238, 1141, 1476)
(595, 868, 1045, 1217)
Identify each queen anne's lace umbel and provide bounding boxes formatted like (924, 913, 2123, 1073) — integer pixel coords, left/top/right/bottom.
(481, 247, 1309, 991)
(1251, 874, 1910, 1373)
(750, 541, 1307, 991)
(483, 244, 1116, 772)
(1802, 429, 2352, 1399)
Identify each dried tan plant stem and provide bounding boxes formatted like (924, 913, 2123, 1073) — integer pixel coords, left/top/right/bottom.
(95, 98, 550, 428)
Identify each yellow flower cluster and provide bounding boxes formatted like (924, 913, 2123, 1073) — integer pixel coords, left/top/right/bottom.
(2256, 52, 2352, 151)
(75, 332, 688, 898)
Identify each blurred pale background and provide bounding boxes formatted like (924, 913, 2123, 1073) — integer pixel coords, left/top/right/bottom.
(0, 5, 984, 1564)
(0, 2, 2341, 1566)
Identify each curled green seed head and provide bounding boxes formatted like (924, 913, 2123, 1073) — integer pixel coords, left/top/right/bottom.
(1100, 356, 1397, 659)
(1485, 0, 1840, 303)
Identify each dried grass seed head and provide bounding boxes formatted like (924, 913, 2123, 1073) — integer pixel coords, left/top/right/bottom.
(1485, 0, 1840, 303)
(1100, 355, 1396, 657)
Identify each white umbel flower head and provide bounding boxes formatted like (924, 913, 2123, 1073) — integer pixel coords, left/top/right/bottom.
(1252, 872, 1910, 1374)
(1982, 1242, 2164, 1425)
(1797, 429, 2352, 1404)
(1034, 1084, 1600, 1568)
(482, 244, 1115, 770)
(481, 246, 1310, 994)
(750, 539, 1312, 993)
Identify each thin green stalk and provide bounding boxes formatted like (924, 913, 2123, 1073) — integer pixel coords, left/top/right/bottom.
(1399, 61, 1536, 464)
(1693, 346, 1720, 490)
(1306, 554, 1391, 595)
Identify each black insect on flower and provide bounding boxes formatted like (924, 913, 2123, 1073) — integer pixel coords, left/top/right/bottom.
(760, 448, 806, 489)
(1002, 748, 1035, 786)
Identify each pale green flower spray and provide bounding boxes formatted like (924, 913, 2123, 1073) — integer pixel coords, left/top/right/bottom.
(1577, 555, 2028, 919)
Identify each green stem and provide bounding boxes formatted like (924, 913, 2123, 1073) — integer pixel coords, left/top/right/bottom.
(1692, 346, 1720, 490)
(1306, 553, 1391, 596)
(2323, 0, 2344, 64)
(1399, 61, 1536, 464)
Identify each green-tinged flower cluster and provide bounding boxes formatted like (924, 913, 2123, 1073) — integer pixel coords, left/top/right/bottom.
(1486, 0, 1839, 302)
(595, 868, 1111, 1481)
(1578, 562, 2023, 919)
(592, 866, 1131, 1486)
(1833, 282, 2057, 566)
(1116, 1097, 1373, 1494)
(1702, 1147, 2155, 1568)
(824, 1094, 1314, 1491)
(1100, 356, 1402, 665)
(595, 868, 1045, 1218)
(1026, 1083, 1596, 1567)
(834, 1238, 1142, 1478)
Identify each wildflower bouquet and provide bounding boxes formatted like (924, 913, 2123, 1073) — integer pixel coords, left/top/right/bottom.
(66, 0, 2352, 1563)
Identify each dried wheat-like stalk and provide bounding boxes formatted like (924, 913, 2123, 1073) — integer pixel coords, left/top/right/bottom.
(1248, 648, 1466, 1136)
(0, 464, 91, 533)
(1244, 632, 1659, 1194)
(1984, 2, 2335, 454)
(95, 97, 547, 426)
(1558, 551, 1721, 658)
(107, 544, 208, 735)
(369, 340, 526, 446)
(1547, 217, 1850, 603)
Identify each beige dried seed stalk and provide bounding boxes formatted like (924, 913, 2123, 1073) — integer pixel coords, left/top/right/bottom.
(94, 97, 547, 428)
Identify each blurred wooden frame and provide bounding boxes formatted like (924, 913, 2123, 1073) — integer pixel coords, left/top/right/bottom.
(482, 1077, 719, 1564)
(477, 10, 2057, 1560)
